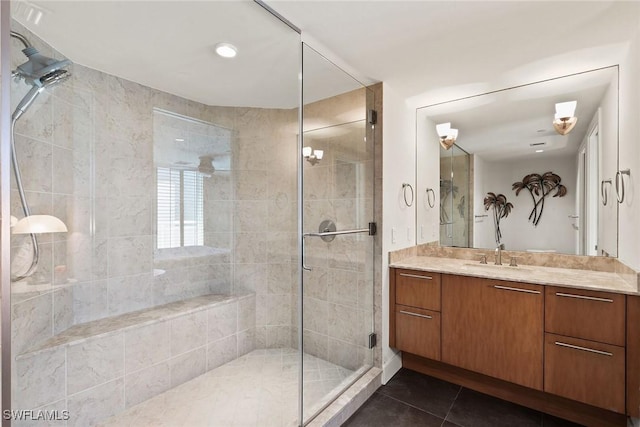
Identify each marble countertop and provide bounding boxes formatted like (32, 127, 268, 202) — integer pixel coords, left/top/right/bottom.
(390, 256, 639, 295)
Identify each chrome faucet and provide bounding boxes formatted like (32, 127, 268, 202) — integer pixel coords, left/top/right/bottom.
(495, 243, 505, 265)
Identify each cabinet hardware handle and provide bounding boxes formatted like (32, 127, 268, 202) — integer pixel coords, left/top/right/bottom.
(555, 292, 613, 303)
(399, 273, 432, 280)
(399, 310, 433, 319)
(554, 341, 613, 357)
(493, 285, 540, 294)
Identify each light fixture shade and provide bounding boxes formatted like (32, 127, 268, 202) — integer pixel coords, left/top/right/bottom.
(314, 150, 324, 160)
(12, 215, 68, 234)
(302, 146, 312, 157)
(555, 101, 577, 119)
(553, 117, 578, 135)
(436, 122, 451, 137)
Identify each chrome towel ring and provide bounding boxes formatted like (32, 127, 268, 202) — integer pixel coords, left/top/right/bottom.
(426, 188, 435, 208)
(615, 169, 631, 204)
(402, 183, 414, 207)
(601, 179, 612, 206)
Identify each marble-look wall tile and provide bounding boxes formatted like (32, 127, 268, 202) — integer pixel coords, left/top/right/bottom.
(107, 236, 153, 278)
(206, 335, 237, 371)
(73, 280, 109, 324)
(238, 295, 256, 331)
(108, 273, 154, 316)
(67, 334, 124, 395)
(13, 399, 68, 427)
(303, 330, 328, 361)
(67, 378, 125, 427)
(328, 270, 358, 307)
(234, 233, 266, 264)
(265, 325, 291, 348)
(12, 136, 52, 193)
(125, 362, 171, 408)
(170, 311, 207, 356)
(107, 194, 153, 237)
(268, 263, 292, 294)
(234, 170, 268, 200)
(303, 298, 328, 335)
(53, 287, 73, 334)
(327, 303, 360, 346)
(125, 321, 171, 373)
(170, 348, 206, 387)
(52, 146, 74, 195)
(327, 338, 360, 371)
(14, 347, 66, 409)
(238, 328, 256, 356)
(234, 264, 267, 294)
(207, 301, 237, 342)
(12, 293, 53, 355)
(234, 200, 268, 232)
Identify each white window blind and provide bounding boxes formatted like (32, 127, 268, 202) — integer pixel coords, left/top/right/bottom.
(157, 167, 204, 249)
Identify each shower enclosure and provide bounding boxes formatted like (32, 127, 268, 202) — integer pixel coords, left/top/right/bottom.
(0, 1, 376, 426)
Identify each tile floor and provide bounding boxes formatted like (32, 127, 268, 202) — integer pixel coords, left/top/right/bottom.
(343, 369, 585, 427)
(99, 348, 358, 427)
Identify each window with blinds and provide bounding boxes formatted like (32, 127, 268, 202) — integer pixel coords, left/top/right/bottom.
(156, 167, 204, 249)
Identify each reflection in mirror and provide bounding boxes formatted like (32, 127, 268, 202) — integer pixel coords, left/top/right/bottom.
(417, 66, 618, 256)
(439, 144, 470, 248)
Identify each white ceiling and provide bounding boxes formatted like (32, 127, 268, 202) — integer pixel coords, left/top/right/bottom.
(12, 1, 640, 116)
(267, 1, 639, 103)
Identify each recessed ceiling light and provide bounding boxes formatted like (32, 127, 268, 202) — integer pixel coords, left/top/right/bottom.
(175, 138, 185, 142)
(215, 43, 238, 59)
(536, 149, 544, 153)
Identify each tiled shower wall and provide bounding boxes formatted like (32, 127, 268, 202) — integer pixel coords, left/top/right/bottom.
(9, 22, 297, 356)
(298, 88, 376, 370)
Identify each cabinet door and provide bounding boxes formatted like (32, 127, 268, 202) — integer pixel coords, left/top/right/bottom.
(545, 286, 625, 346)
(545, 333, 625, 413)
(395, 269, 441, 311)
(442, 274, 544, 390)
(395, 305, 441, 361)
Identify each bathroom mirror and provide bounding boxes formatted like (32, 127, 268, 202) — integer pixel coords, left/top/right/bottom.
(417, 66, 619, 257)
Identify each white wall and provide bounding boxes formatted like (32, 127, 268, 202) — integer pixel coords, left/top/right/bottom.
(381, 82, 415, 381)
(618, 21, 640, 270)
(474, 156, 577, 253)
(416, 115, 442, 245)
(598, 76, 619, 256)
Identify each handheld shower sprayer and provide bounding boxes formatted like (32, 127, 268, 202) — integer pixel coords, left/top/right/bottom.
(10, 30, 72, 280)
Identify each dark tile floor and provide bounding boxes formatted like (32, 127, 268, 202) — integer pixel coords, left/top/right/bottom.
(343, 369, 585, 427)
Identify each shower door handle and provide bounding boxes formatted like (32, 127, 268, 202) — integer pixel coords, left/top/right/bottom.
(302, 222, 376, 272)
(302, 222, 377, 238)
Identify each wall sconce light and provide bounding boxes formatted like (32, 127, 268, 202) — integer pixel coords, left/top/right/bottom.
(436, 122, 458, 150)
(303, 146, 323, 166)
(553, 101, 577, 135)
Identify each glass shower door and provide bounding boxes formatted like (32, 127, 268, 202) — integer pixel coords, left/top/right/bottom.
(300, 44, 375, 423)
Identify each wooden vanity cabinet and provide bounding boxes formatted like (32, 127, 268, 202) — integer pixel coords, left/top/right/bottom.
(395, 305, 441, 360)
(544, 333, 625, 413)
(441, 274, 544, 390)
(391, 266, 638, 425)
(390, 269, 442, 360)
(544, 286, 626, 413)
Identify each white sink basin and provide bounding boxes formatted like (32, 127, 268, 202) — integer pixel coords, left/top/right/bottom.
(461, 263, 531, 272)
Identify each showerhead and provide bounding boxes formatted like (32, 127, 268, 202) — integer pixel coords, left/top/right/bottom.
(15, 46, 72, 88)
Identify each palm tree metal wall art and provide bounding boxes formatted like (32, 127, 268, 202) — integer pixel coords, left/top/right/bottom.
(483, 193, 514, 246)
(512, 172, 567, 226)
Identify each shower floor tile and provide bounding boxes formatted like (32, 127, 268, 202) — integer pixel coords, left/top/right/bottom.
(99, 348, 357, 427)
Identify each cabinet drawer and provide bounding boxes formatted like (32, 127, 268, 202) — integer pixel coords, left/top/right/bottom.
(544, 333, 625, 413)
(395, 269, 441, 311)
(395, 305, 440, 361)
(545, 287, 625, 346)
